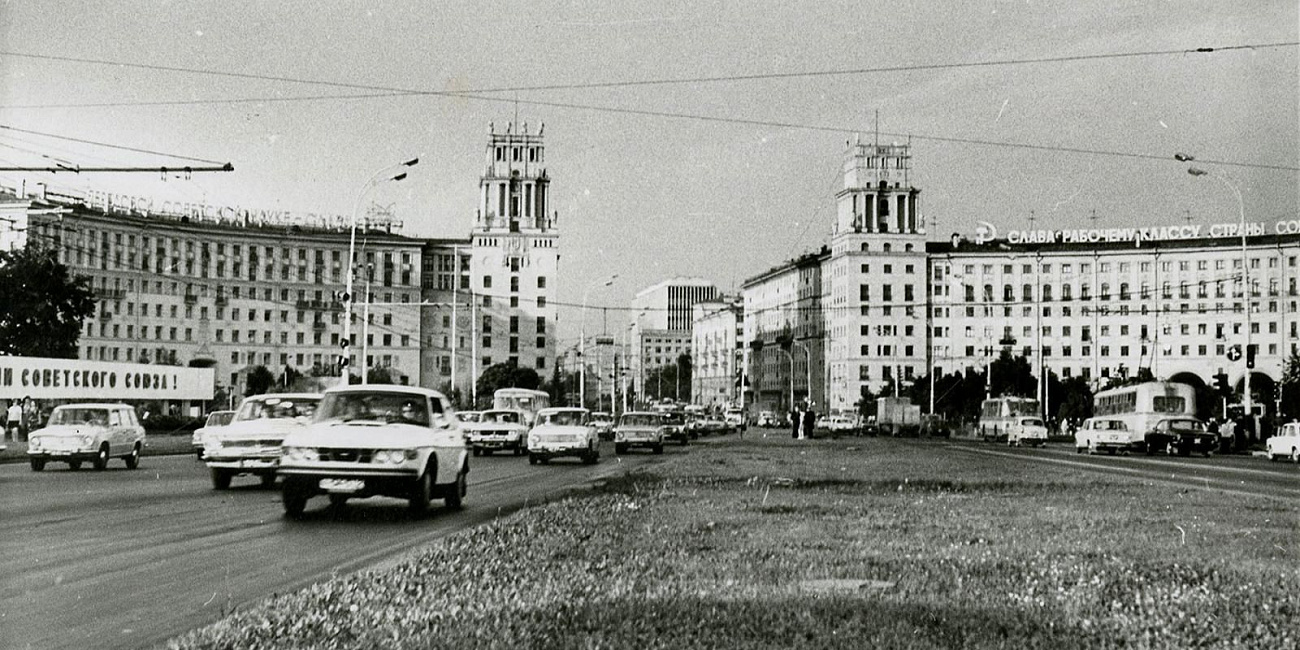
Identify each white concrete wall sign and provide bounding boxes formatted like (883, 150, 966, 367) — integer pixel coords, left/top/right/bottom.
(0, 357, 215, 401)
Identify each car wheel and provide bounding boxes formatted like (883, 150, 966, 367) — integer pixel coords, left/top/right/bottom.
(328, 494, 349, 508)
(653, 444, 664, 455)
(1166, 442, 1177, 456)
(615, 444, 627, 455)
(1292, 448, 1299, 463)
(1268, 450, 1277, 461)
(445, 467, 467, 510)
(211, 468, 232, 490)
(93, 445, 109, 471)
(260, 473, 277, 489)
(514, 445, 524, 456)
(125, 443, 141, 470)
(529, 454, 539, 465)
(282, 479, 310, 519)
(196, 449, 205, 460)
(30, 458, 45, 472)
(68, 460, 81, 471)
(680, 437, 689, 446)
(472, 448, 481, 457)
(408, 466, 433, 516)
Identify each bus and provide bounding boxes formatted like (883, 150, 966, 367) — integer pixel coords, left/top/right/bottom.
(978, 396, 1041, 441)
(492, 388, 551, 427)
(1092, 381, 1197, 452)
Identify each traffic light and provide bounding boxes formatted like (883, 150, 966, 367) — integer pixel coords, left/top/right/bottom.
(1246, 346, 1256, 369)
(1214, 372, 1230, 396)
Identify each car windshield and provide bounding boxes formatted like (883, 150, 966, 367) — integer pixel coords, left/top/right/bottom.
(661, 413, 685, 425)
(538, 410, 586, 426)
(480, 410, 521, 424)
(205, 412, 235, 427)
(590, 413, 613, 423)
(621, 414, 659, 427)
(1167, 419, 1205, 432)
(235, 396, 320, 422)
(456, 411, 481, 423)
(50, 408, 110, 426)
(316, 392, 441, 425)
(1021, 418, 1044, 426)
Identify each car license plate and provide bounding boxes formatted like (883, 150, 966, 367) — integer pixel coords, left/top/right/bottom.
(321, 479, 364, 493)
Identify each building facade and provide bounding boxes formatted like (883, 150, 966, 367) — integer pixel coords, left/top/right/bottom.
(12, 184, 424, 401)
(418, 121, 560, 404)
(742, 137, 1300, 419)
(629, 277, 717, 400)
(690, 298, 744, 410)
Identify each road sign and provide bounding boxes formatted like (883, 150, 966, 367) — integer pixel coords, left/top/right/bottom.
(1226, 345, 1242, 362)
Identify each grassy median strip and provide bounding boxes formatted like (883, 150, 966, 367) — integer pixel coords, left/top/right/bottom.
(167, 436, 1299, 649)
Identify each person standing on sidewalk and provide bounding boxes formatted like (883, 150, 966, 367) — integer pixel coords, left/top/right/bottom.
(6, 399, 24, 442)
(791, 407, 800, 439)
(801, 405, 816, 440)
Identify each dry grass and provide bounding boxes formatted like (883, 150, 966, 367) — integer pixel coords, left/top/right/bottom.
(167, 436, 1300, 649)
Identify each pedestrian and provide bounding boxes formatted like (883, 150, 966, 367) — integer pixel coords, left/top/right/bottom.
(4, 400, 20, 441)
(791, 407, 800, 439)
(802, 406, 815, 440)
(1220, 418, 1236, 454)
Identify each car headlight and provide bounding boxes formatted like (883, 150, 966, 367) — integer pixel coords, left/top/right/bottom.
(28, 438, 41, 451)
(373, 449, 416, 464)
(80, 435, 95, 447)
(285, 447, 319, 462)
(528, 434, 538, 446)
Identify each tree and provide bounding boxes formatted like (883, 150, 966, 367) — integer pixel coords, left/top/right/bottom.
(541, 365, 571, 408)
(0, 245, 96, 358)
(1056, 376, 1094, 427)
(1281, 351, 1300, 419)
(475, 360, 541, 403)
(366, 367, 395, 384)
(244, 365, 275, 396)
(988, 350, 1035, 398)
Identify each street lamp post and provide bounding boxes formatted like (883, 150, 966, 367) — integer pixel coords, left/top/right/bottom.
(342, 157, 418, 385)
(793, 340, 813, 409)
(361, 263, 374, 384)
(1181, 154, 1252, 428)
(579, 274, 617, 410)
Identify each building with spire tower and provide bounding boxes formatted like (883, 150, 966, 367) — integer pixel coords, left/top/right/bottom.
(419, 121, 560, 403)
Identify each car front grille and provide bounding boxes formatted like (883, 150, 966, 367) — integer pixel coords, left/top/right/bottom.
(223, 439, 283, 448)
(317, 448, 375, 463)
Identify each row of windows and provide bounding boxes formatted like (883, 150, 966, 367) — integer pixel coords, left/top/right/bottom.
(958, 255, 1298, 278)
(84, 320, 413, 348)
(962, 279, 1298, 303)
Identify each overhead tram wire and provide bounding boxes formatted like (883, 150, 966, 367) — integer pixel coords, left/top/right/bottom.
(0, 124, 233, 173)
(1, 44, 1296, 171)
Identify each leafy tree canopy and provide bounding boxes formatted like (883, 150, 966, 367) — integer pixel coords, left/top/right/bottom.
(244, 365, 276, 396)
(0, 246, 96, 358)
(476, 360, 541, 403)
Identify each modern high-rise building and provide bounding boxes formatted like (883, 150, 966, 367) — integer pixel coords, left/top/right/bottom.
(629, 277, 717, 402)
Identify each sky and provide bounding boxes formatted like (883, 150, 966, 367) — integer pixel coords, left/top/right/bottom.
(1, 0, 1296, 344)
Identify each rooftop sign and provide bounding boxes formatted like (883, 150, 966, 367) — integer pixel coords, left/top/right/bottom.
(82, 190, 402, 233)
(992, 218, 1300, 245)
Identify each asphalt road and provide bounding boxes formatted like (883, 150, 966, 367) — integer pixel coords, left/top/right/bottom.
(946, 438, 1300, 500)
(0, 442, 665, 650)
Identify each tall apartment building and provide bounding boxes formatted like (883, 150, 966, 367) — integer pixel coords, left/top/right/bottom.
(690, 298, 744, 409)
(418, 121, 560, 403)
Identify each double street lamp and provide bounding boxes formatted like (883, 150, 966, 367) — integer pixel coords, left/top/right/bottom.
(341, 158, 419, 385)
(1178, 153, 1252, 423)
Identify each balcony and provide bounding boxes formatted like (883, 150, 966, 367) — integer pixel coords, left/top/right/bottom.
(94, 288, 126, 301)
(183, 294, 198, 305)
(312, 321, 327, 331)
(214, 296, 229, 307)
(98, 311, 113, 321)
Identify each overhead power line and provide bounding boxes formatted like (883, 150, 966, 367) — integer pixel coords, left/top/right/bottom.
(0, 44, 1295, 171)
(0, 124, 231, 166)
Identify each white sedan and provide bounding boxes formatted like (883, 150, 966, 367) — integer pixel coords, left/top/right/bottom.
(1266, 422, 1300, 462)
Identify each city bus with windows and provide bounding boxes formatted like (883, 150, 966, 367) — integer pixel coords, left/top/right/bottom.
(978, 396, 1041, 441)
(1092, 381, 1197, 452)
(492, 388, 551, 427)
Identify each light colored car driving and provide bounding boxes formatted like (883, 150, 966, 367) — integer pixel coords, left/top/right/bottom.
(589, 412, 616, 441)
(464, 408, 530, 456)
(278, 385, 469, 518)
(1006, 416, 1049, 447)
(191, 410, 236, 459)
(1266, 422, 1300, 462)
(205, 393, 321, 489)
(1074, 417, 1133, 454)
(527, 407, 599, 465)
(27, 403, 145, 471)
(614, 411, 666, 455)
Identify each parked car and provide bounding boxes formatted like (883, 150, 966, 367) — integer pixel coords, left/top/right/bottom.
(757, 411, 778, 428)
(27, 403, 145, 471)
(614, 412, 666, 455)
(205, 393, 322, 489)
(1144, 416, 1215, 457)
(527, 407, 600, 465)
(191, 410, 236, 459)
(696, 416, 727, 435)
(724, 408, 745, 432)
(1006, 417, 1049, 447)
(464, 408, 530, 456)
(660, 411, 689, 445)
(589, 412, 616, 441)
(818, 414, 859, 436)
(279, 385, 468, 518)
(1075, 417, 1133, 455)
(1266, 422, 1300, 462)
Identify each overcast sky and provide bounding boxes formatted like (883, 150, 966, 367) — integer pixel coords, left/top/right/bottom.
(1, 1, 1296, 343)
